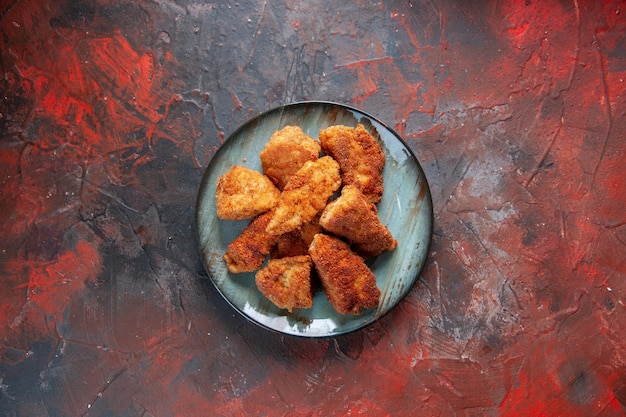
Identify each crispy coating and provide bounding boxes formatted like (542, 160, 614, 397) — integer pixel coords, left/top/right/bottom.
(260, 125, 321, 190)
(270, 214, 323, 259)
(319, 124, 385, 203)
(216, 165, 280, 220)
(255, 255, 313, 312)
(223, 211, 279, 273)
(309, 233, 380, 315)
(320, 185, 397, 258)
(266, 156, 341, 236)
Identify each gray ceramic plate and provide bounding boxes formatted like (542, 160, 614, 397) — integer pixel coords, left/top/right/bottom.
(195, 101, 432, 337)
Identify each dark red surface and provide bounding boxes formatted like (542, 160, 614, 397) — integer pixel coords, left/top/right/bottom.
(1, 1, 625, 416)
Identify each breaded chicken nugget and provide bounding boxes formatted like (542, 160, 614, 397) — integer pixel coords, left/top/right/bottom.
(223, 210, 279, 273)
(318, 124, 385, 203)
(266, 156, 341, 236)
(255, 255, 313, 312)
(216, 165, 280, 220)
(260, 125, 321, 189)
(320, 185, 397, 258)
(309, 233, 380, 314)
(270, 213, 323, 259)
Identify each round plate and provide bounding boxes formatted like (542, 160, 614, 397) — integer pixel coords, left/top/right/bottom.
(195, 101, 433, 337)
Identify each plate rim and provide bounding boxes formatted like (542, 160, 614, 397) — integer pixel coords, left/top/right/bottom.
(194, 100, 434, 338)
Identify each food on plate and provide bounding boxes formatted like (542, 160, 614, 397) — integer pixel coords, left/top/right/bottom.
(216, 123, 395, 314)
(318, 124, 385, 203)
(308, 233, 380, 315)
(216, 165, 280, 220)
(255, 255, 314, 312)
(319, 185, 397, 258)
(270, 214, 323, 259)
(266, 156, 341, 236)
(260, 125, 321, 189)
(223, 210, 280, 273)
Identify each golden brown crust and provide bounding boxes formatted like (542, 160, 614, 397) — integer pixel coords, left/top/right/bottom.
(270, 214, 323, 259)
(308, 233, 380, 315)
(318, 124, 385, 203)
(218, 124, 395, 313)
(255, 255, 313, 312)
(260, 125, 321, 190)
(266, 156, 341, 236)
(223, 211, 280, 273)
(319, 185, 397, 258)
(216, 165, 280, 220)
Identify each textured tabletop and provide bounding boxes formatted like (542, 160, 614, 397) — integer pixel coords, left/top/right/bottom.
(1, 1, 625, 416)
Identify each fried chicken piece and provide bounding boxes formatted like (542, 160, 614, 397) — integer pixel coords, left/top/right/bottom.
(255, 255, 313, 312)
(319, 185, 397, 258)
(270, 214, 323, 259)
(318, 124, 385, 203)
(216, 165, 280, 220)
(309, 233, 380, 315)
(260, 125, 321, 190)
(266, 156, 341, 236)
(223, 211, 279, 273)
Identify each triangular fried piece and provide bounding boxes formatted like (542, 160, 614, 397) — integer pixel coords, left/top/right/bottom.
(320, 185, 396, 258)
(255, 255, 313, 312)
(223, 210, 279, 273)
(319, 124, 385, 203)
(266, 156, 341, 235)
(260, 125, 321, 190)
(309, 233, 380, 315)
(216, 165, 280, 220)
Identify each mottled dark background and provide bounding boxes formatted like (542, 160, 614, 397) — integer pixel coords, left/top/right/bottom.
(1, 0, 625, 416)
